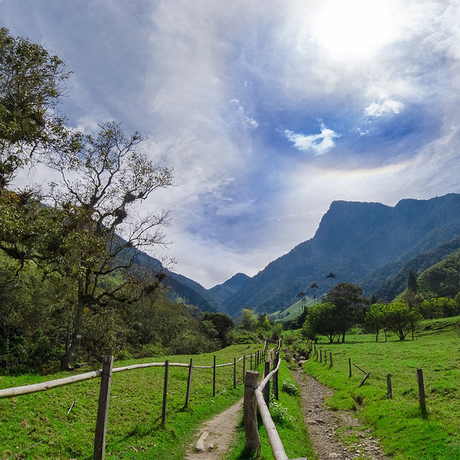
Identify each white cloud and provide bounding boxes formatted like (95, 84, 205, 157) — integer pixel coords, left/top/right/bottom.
(285, 123, 340, 155)
(364, 99, 404, 118)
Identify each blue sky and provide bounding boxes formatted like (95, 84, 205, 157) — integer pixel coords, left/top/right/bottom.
(2, 0, 460, 288)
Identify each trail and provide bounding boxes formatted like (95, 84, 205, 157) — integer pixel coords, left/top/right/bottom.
(184, 399, 243, 460)
(290, 358, 390, 460)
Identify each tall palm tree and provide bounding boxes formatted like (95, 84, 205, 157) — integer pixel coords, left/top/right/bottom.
(327, 272, 336, 290)
(297, 291, 306, 315)
(310, 282, 318, 304)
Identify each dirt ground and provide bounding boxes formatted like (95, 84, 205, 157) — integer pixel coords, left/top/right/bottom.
(290, 360, 390, 460)
(185, 358, 390, 460)
(184, 399, 243, 460)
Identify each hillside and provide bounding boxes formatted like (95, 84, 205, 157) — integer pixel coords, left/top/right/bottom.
(416, 247, 460, 297)
(223, 194, 460, 316)
(209, 273, 251, 304)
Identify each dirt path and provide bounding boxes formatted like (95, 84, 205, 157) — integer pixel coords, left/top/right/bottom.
(290, 360, 390, 460)
(184, 399, 243, 460)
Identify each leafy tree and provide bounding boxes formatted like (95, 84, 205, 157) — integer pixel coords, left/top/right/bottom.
(364, 303, 387, 342)
(241, 308, 257, 331)
(302, 302, 339, 343)
(0, 27, 72, 188)
(201, 312, 234, 347)
(383, 301, 422, 341)
(420, 297, 458, 319)
(256, 313, 271, 334)
(45, 122, 173, 369)
(324, 282, 368, 343)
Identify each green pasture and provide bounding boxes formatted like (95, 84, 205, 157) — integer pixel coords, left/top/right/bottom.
(302, 316, 460, 460)
(0, 344, 263, 459)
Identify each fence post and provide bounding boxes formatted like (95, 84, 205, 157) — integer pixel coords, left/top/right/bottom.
(250, 353, 253, 370)
(185, 358, 193, 408)
(244, 370, 261, 457)
(273, 351, 279, 401)
(319, 350, 322, 363)
(161, 360, 169, 426)
(324, 351, 327, 365)
(263, 361, 270, 407)
(243, 355, 246, 383)
(213, 355, 216, 397)
(329, 352, 333, 368)
(234, 357, 237, 389)
(348, 358, 352, 377)
(417, 369, 427, 413)
(93, 355, 113, 460)
(387, 373, 392, 399)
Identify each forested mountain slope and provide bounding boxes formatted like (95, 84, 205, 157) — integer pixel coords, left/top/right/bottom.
(223, 194, 460, 316)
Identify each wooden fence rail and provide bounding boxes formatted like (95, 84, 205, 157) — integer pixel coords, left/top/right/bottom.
(244, 346, 303, 460)
(0, 346, 269, 459)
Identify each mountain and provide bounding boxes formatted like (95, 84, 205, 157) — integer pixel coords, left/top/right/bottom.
(130, 248, 220, 312)
(416, 247, 460, 298)
(209, 273, 251, 304)
(223, 194, 460, 316)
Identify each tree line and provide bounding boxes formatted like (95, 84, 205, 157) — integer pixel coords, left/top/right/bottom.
(300, 277, 460, 344)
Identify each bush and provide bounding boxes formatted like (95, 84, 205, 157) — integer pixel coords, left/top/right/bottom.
(281, 379, 301, 396)
(269, 393, 294, 425)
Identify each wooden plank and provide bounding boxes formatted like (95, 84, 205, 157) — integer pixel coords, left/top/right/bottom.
(359, 372, 371, 387)
(93, 355, 113, 460)
(161, 360, 169, 426)
(387, 373, 393, 399)
(213, 355, 216, 397)
(185, 358, 193, 408)
(352, 362, 367, 375)
(263, 362, 270, 407)
(417, 369, 427, 412)
(244, 371, 260, 457)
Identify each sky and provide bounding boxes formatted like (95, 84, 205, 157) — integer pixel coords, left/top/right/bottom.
(2, 0, 460, 288)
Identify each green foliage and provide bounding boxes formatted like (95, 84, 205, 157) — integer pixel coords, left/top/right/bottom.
(240, 308, 257, 331)
(417, 248, 460, 298)
(363, 303, 387, 342)
(302, 301, 339, 343)
(269, 393, 294, 425)
(281, 379, 301, 396)
(324, 282, 368, 342)
(0, 27, 71, 187)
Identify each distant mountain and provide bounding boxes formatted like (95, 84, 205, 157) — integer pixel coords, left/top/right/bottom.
(209, 273, 251, 304)
(222, 194, 460, 316)
(131, 248, 220, 312)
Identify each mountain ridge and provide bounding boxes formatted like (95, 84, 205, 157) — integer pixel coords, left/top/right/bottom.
(222, 193, 460, 316)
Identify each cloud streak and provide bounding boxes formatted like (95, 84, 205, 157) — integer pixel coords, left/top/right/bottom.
(2, 0, 460, 287)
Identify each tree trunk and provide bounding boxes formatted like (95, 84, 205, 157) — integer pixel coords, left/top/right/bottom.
(61, 277, 85, 370)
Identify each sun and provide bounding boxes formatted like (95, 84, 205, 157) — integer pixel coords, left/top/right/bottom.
(311, 0, 401, 62)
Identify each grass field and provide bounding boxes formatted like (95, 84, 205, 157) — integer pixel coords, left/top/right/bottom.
(0, 344, 264, 459)
(302, 316, 460, 460)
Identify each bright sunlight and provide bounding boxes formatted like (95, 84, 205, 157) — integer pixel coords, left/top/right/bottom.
(312, 0, 402, 62)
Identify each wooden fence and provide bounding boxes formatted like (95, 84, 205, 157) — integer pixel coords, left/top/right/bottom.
(312, 344, 429, 413)
(0, 343, 269, 459)
(243, 341, 305, 460)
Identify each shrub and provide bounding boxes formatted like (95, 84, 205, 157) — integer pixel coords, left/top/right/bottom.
(281, 379, 301, 396)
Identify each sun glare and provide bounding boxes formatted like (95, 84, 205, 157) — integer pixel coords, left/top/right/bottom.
(312, 0, 401, 62)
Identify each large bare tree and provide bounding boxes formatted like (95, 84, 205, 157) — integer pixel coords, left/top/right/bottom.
(46, 122, 173, 369)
